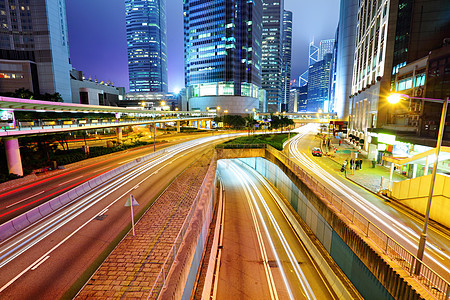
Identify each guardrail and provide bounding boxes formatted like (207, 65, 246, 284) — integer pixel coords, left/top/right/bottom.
(147, 153, 217, 299)
(266, 145, 450, 300)
(215, 143, 267, 149)
(0, 142, 182, 242)
(2, 115, 214, 132)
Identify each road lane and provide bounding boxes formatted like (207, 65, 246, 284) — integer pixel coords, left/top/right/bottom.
(287, 124, 450, 282)
(0, 134, 238, 299)
(0, 132, 227, 224)
(217, 159, 336, 299)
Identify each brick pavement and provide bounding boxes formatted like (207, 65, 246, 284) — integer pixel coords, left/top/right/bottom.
(75, 151, 213, 299)
(327, 137, 408, 193)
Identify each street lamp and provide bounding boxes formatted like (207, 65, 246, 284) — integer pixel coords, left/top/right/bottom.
(388, 93, 450, 275)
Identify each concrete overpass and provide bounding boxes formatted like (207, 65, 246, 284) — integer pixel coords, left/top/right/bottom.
(0, 97, 215, 176)
(256, 111, 339, 123)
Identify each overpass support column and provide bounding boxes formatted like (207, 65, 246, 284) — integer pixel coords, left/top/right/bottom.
(116, 127, 122, 143)
(5, 138, 23, 176)
(176, 121, 181, 133)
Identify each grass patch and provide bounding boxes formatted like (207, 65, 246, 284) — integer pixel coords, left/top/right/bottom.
(218, 133, 296, 150)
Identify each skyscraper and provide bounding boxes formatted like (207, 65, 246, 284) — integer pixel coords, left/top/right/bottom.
(0, 0, 72, 101)
(125, 0, 168, 93)
(319, 39, 335, 60)
(262, 0, 284, 113)
(349, 0, 450, 154)
(184, 0, 263, 113)
(334, 0, 358, 120)
(306, 53, 332, 112)
(281, 10, 292, 112)
(309, 41, 319, 66)
(298, 40, 321, 88)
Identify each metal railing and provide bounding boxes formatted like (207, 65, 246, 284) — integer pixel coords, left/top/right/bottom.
(266, 145, 450, 300)
(2, 115, 214, 132)
(147, 153, 217, 299)
(215, 143, 267, 149)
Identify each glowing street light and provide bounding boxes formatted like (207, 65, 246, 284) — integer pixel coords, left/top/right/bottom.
(387, 93, 450, 275)
(386, 93, 402, 104)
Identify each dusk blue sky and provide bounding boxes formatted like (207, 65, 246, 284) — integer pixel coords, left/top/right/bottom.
(66, 0, 339, 92)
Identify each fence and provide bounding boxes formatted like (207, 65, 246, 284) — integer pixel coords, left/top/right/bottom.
(147, 153, 217, 299)
(266, 145, 450, 300)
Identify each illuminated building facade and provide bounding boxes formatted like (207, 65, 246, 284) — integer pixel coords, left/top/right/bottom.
(307, 53, 333, 112)
(125, 0, 168, 93)
(262, 0, 284, 113)
(281, 10, 292, 112)
(349, 0, 450, 154)
(0, 0, 72, 101)
(183, 0, 263, 113)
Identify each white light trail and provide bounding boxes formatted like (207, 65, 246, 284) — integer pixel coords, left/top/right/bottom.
(288, 124, 450, 274)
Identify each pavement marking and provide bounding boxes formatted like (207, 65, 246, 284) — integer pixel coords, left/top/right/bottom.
(57, 175, 84, 186)
(31, 255, 50, 271)
(5, 190, 46, 208)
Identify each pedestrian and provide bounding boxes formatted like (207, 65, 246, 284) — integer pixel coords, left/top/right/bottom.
(359, 159, 363, 170)
(355, 159, 359, 170)
(350, 159, 353, 169)
(339, 140, 341, 146)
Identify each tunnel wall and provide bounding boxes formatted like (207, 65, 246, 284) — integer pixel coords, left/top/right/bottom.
(238, 155, 423, 300)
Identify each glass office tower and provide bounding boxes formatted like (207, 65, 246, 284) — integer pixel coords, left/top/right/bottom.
(125, 0, 168, 93)
(184, 0, 263, 113)
(262, 0, 284, 113)
(0, 0, 72, 101)
(281, 10, 292, 112)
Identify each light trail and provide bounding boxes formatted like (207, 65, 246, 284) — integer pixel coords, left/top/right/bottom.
(0, 134, 241, 271)
(223, 160, 293, 300)
(287, 124, 450, 276)
(225, 160, 320, 300)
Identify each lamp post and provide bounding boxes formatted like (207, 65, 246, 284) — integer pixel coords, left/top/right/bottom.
(387, 93, 450, 275)
(152, 102, 156, 152)
(151, 100, 166, 152)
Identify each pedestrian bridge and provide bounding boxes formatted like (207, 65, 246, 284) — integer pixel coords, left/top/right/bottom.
(0, 97, 215, 176)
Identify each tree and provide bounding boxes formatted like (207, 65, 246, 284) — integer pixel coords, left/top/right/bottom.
(54, 133, 71, 151)
(14, 88, 34, 99)
(223, 115, 246, 128)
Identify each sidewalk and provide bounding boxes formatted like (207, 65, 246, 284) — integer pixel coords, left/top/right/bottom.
(75, 151, 213, 299)
(326, 137, 408, 194)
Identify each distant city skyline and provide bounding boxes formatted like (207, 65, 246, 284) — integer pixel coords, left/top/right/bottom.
(66, 0, 339, 92)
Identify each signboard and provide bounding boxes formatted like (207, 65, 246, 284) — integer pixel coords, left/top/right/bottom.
(377, 133, 396, 144)
(0, 110, 15, 129)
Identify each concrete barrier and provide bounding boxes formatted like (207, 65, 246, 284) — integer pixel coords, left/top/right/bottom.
(38, 202, 53, 217)
(0, 148, 169, 242)
(26, 209, 43, 224)
(58, 193, 71, 205)
(49, 199, 63, 211)
(0, 222, 16, 241)
(263, 151, 426, 300)
(11, 214, 30, 232)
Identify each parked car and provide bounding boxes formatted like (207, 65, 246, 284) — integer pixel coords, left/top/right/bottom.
(312, 147, 322, 157)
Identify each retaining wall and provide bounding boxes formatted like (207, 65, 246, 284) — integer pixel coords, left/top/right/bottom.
(158, 156, 218, 299)
(256, 151, 424, 300)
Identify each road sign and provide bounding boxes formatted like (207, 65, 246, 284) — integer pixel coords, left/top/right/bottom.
(125, 194, 139, 236)
(125, 194, 139, 207)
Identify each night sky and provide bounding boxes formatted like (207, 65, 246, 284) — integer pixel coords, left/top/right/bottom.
(66, 0, 339, 92)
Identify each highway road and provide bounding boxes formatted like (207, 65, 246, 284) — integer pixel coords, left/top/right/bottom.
(0, 133, 239, 299)
(0, 131, 215, 224)
(286, 124, 450, 284)
(216, 159, 337, 299)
